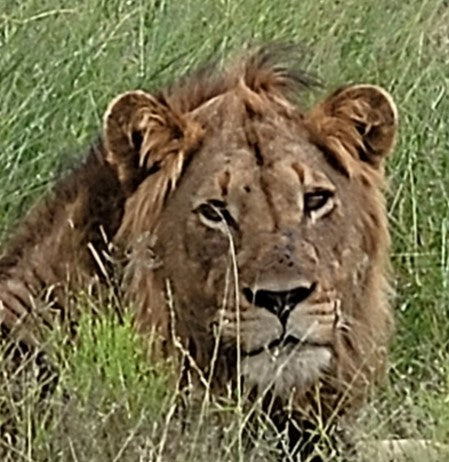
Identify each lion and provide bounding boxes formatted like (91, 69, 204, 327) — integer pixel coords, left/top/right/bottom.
(0, 45, 397, 458)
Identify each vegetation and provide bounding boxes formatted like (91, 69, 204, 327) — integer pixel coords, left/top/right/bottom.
(0, 0, 448, 460)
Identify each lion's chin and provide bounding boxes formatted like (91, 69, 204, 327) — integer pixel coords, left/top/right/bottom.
(241, 344, 332, 398)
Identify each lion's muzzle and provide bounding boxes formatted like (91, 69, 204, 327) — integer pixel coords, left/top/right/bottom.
(232, 282, 340, 395)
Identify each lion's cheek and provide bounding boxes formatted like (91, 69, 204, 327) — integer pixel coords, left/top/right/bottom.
(219, 310, 283, 352)
(165, 246, 232, 330)
(181, 230, 230, 275)
(286, 308, 336, 346)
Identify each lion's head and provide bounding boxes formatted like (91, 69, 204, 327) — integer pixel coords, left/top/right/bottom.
(104, 46, 397, 418)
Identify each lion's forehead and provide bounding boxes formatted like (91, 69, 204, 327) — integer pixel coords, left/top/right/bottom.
(190, 120, 340, 203)
(192, 89, 325, 164)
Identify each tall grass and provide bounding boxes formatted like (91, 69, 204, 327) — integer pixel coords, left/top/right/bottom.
(0, 0, 448, 460)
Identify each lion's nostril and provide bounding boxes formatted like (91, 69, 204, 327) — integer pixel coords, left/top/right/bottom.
(243, 282, 316, 321)
(242, 287, 255, 305)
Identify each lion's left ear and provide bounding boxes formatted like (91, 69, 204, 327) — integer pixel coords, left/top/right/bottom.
(103, 90, 202, 194)
(306, 84, 398, 170)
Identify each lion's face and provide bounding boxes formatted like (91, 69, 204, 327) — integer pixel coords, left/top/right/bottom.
(152, 89, 395, 396)
(105, 48, 397, 403)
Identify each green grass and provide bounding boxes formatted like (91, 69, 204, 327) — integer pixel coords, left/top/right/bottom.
(1, 0, 449, 460)
(1, 308, 172, 461)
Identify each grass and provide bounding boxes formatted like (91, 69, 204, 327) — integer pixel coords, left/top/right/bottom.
(0, 0, 448, 460)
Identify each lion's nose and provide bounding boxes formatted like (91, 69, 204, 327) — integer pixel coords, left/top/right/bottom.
(242, 282, 315, 322)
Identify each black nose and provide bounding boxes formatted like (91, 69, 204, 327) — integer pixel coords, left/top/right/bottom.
(243, 282, 315, 322)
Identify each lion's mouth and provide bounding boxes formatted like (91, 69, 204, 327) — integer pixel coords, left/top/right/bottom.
(241, 334, 329, 358)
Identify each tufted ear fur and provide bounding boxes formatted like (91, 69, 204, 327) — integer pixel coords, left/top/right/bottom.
(306, 85, 398, 172)
(103, 90, 202, 194)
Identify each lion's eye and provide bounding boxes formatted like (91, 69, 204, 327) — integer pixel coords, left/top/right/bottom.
(196, 200, 225, 222)
(304, 190, 333, 213)
(195, 199, 237, 228)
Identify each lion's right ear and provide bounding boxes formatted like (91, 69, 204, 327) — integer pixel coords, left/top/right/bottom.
(103, 90, 202, 194)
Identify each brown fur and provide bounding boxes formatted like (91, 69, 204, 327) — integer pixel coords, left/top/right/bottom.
(0, 45, 398, 456)
(0, 142, 125, 348)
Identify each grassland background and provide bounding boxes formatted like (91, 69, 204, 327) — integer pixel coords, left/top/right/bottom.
(0, 0, 448, 460)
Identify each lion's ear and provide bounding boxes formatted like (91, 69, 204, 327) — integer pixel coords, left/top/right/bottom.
(307, 84, 398, 171)
(103, 90, 202, 194)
